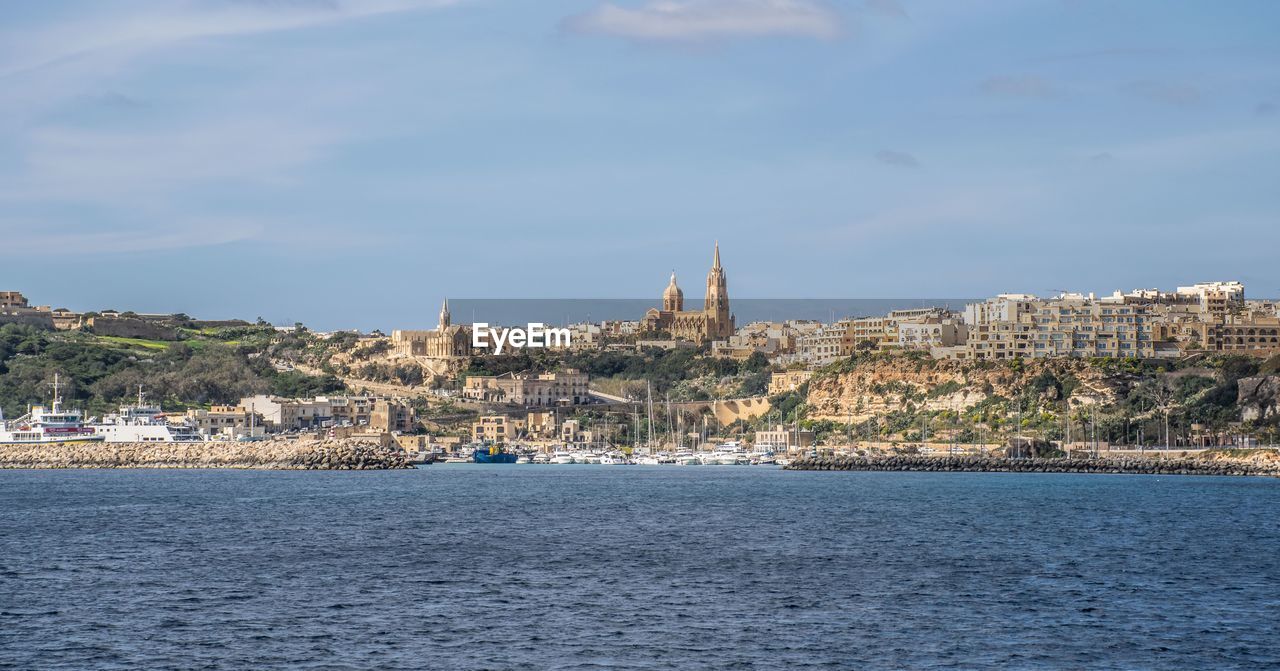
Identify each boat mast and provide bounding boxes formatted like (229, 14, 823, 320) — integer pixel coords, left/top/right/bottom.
(665, 393, 673, 452)
(646, 381, 654, 453)
(51, 373, 63, 413)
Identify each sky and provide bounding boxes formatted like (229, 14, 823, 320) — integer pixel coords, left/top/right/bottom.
(1, 0, 1278, 331)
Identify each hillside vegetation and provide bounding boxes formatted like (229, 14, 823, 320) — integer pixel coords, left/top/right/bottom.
(0, 324, 343, 417)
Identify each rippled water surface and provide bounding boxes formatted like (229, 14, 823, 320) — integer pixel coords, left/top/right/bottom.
(2, 467, 1279, 670)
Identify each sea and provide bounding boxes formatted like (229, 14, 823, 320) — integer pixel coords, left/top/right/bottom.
(1, 467, 1278, 670)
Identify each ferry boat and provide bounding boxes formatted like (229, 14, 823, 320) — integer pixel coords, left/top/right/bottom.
(90, 387, 204, 443)
(0, 375, 104, 446)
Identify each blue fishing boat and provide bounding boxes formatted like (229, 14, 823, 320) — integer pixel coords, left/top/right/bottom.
(472, 444, 518, 464)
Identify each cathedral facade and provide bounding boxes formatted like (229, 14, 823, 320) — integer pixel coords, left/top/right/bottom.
(642, 243, 735, 343)
(391, 299, 471, 359)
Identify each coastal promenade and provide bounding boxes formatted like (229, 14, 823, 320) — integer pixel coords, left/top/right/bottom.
(0, 438, 411, 470)
(786, 452, 1280, 477)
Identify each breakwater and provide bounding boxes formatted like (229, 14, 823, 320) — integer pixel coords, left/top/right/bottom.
(785, 454, 1280, 477)
(0, 438, 411, 470)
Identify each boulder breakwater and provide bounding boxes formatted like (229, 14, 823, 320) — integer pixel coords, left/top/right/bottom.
(0, 438, 412, 470)
(785, 453, 1280, 477)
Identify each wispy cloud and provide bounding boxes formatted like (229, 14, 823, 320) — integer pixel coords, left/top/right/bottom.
(0, 217, 264, 254)
(0, 0, 461, 78)
(979, 74, 1053, 99)
(2, 121, 341, 204)
(863, 0, 908, 20)
(830, 185, 1045, 243)
(1125, 80, 1200, 106)
(564, 0, 843, 42)
(1079, 127, 1280, 167)
(874, 149, 920, 168)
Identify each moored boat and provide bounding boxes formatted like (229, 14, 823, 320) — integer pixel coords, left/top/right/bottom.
(472, 443, 518, 464)
(0, 375, 103, 446)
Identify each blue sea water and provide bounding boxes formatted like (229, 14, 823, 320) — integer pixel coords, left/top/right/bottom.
(1, 467, 1278, 670)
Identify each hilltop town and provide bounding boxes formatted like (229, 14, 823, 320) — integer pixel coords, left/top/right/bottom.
(3, 245, 1280, 458)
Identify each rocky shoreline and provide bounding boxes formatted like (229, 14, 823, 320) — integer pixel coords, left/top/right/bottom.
(784, 454, 1280, 477)
(0, 438, 412, 470)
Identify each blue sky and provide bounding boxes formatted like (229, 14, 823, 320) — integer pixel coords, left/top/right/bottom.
(1, 0, 1278, 330)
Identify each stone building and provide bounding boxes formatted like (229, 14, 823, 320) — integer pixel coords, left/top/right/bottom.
(391, 299, 471, 359)
(0, 291, 54, 329)
(769, 370, 814, 395)
(463, 369, 590, 407)
(642, 243, 735, 343)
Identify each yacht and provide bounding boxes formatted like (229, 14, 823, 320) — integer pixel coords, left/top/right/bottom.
(90, 388, 204, 443)
(675, 452, 701, 466)
(634, 455, 662, 466)
(749, 451, 778, 466)
(551, 451, 575, 465)
(0, 376, 103, 446)
(598, 453, 625, 465)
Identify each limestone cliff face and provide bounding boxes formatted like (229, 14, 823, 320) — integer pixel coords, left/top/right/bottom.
(805, 356, 1129, 421)
(1237, 376, 1280, 422)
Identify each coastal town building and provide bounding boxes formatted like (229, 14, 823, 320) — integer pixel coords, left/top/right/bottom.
(715, 321, 810, 360)
(473, 414, 524, 443)
(471, 410, 565, 444)
(754, 424, 815, 451)
(795, 323, 848, 365)
(238, 395, 415, 432)
(769, 370, 814, 395)
(184, 405, 265, 439)
(953, 293, 1159, 360)
(642, 243, 735, 343)
(462, 369, 590, 406)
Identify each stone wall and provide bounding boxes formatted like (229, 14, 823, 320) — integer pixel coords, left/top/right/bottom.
(0, 438, 411, 470)
(786, 453, 1280, 477)
(87, 316, 180, 341)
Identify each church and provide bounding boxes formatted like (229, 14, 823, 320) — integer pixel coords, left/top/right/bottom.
(391, 299, 471, 359)
(642, 243, 735, 343)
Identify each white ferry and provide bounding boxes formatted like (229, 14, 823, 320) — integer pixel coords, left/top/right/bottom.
(90, 388, 204, 443)
(0, 375, 104, 445)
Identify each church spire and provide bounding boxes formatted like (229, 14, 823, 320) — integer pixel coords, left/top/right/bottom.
(439, 298, 451, 330)
(712, 240, 721, 270)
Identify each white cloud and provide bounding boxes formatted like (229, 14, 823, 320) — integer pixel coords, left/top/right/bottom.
(0, 217, 264, 254)
(979, 74, 1053, 99)
(566, 0, 842, 42)
(0, 0, 461, 78)
(0, 0, 466, 255)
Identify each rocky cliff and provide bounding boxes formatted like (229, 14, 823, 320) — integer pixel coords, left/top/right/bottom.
(0, 438, 412, 470)
(1237, 375, 1280, 422)
(805, 355, 1129, 421)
